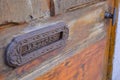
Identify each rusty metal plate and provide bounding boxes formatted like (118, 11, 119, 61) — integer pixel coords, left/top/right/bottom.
(50, 0, 105, 16)
(5, 22, 69, 67)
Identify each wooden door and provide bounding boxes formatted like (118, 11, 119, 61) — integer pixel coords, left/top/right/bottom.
(0, 0, 115, 80)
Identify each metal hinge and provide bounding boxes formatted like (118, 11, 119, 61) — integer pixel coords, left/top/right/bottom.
(105, 8, 118, 26)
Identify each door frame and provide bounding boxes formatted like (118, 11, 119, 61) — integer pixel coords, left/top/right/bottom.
(106, 0, 119, 80)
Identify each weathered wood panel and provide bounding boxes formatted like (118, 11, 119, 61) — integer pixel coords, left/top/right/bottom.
(50, 0, 105, 16)
(35, 39, 106, 80)
(0, 1, 111, 80)
(20, 2, 108, 80)
(0, 0, 50, 25)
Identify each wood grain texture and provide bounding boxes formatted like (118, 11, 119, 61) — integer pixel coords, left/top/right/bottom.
(0, 1, 110, 80)
(0, 0, 50, 25)
(35, 39, 107, 80)
(50, 0, 105, 16)
(105, 0, 116, 80)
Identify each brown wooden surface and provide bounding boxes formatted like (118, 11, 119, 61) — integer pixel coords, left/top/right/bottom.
(0, 0, 50, 25)
(50, 0, 105, 16)
(106, 0, 118, 80)
(0, 0, 114, 80)
(35, 39, 107, 80)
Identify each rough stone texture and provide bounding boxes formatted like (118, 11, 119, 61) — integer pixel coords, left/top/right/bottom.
(0, 0, 50, 25)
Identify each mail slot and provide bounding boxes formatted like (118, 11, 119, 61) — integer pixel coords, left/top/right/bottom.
(5, 22, 69, 67)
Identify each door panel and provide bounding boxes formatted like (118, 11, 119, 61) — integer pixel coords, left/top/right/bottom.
(0, 0, 114, 80)
(50, 0, 105, 16)
(35, 39, 106, 80)
(21, 1, 111, 80)
(0, 0, 50, 25)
